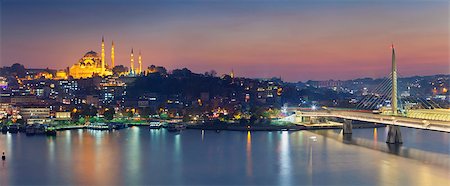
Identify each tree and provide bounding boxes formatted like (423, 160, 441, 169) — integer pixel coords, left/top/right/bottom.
(127, 111, 134, 118)
(80, 104, 97, 117)
(104, 108, 115, 120)
(113, 65, 128, 75)
(205, 70, 217, 77)
(10, 63, 26, 78)
(172, 68, 192, 77)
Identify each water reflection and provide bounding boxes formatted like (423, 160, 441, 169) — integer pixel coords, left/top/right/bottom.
(201, 130, 205, 141)
(0, 128, 448, 185)
(313, 129, 450, 167)
(279, 131, 291, 185)
(246, 131, 252, 177)
(173, 133, 182, 185)
(127, 127, 141, 185)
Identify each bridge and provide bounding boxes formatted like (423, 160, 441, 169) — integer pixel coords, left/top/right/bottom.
(293, 109, 450, 132)
(286, 45, 450, 144)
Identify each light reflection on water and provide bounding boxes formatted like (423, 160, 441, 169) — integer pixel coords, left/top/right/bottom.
(246, 131, 252, 177)
(0, 127, 448, 185)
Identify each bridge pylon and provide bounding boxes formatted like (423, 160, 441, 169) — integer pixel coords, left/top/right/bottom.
(343, 119, 353, 134)
(386, 125, 403, 144)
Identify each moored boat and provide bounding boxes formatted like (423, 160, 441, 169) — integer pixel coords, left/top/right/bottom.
(1, 125, 8, 134)
(9, 124, 19, 133)
(167, 123, 186, 132)
(149, 122, 162, 129)
(25, 124, 36, 135)
(111, 123, 128, 130)
(45, 126, 57, 136)
(35, 125, 46, 135)
(88, 123, 110, 130)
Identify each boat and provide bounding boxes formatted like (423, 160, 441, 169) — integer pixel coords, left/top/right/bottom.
(26, 124, 36, 135)
(35, 125, 46, 135)
(149, 122, 162, 129)
(18, 124, 26, 133)
(111, 123, 128, 130)
(8, 124, 19, 133)
(88, 123, 110, 130)
(1, 125, 8, 134)
(45, 126, 57, 136)
(167, 123, 186, 132)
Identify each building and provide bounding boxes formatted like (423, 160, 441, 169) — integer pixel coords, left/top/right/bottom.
(69, 38, 113, 79)
(20, 107, 51, 124)
(55, 111, 71, 121)
(69, 51, 112, 79)
(11, 96, 40, 106)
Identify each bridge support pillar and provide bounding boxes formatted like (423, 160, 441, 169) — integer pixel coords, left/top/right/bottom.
(343, 119, 352, 134)
(386, 125, 402, 144)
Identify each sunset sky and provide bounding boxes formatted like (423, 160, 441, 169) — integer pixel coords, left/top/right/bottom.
(1, 0, 448, 81)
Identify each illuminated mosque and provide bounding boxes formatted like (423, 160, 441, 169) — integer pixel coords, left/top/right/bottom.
(69, 37, 113, 79)
(69, 37, 144, 79)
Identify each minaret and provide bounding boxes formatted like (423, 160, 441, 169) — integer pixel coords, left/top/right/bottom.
(101, 36, 105, 73)
(111, 41, 115, 68)
(130, 48, 135, 75)
(391, 44, 398, 115)
(138, 51, 142, 75)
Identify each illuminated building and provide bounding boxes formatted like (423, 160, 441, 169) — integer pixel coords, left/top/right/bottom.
(36, 71, 53, 79)
(58, 80, 78, 104)
(100, 76, 126, 105)
(138, 51, 142, 75)
(69, 37, 112, 79)
(55, 70, 68, 80)
(129, 48, 135, 75)
(20, 107, 51, 124)
(101, 36, 105, 73)
(111, 41, 115, 68)
(69, 51, 112, 79)
(55, 111, 71, 121)
(0, 77, 7, 89)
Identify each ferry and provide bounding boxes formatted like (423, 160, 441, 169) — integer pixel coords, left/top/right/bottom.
(149, 122, 162, 129)
(88, 123, 111, 130)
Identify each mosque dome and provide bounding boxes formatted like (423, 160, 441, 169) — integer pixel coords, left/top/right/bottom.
(84, 51, 99, 58)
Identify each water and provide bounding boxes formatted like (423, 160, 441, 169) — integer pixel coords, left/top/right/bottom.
(0, 127, 449, 185)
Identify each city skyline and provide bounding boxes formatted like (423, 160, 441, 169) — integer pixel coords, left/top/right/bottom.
(1, 0, 449, 81)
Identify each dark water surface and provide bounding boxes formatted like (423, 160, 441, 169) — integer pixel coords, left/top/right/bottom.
(0, 127, 449, 185)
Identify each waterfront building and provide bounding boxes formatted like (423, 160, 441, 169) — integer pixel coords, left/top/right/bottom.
(54, 111, 71, 121)
(20, 107, 51, 124)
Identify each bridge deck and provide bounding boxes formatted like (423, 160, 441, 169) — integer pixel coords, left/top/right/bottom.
(298, 110, 450, 132)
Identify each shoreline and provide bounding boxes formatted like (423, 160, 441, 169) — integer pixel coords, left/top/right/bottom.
(0, 122, 387, 134)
